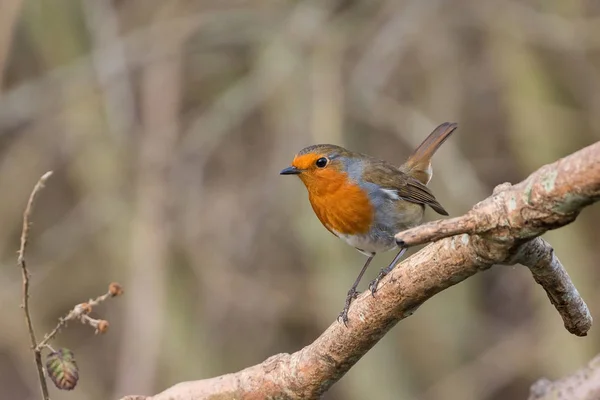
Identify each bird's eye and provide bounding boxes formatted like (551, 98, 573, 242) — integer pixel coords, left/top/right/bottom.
(315, 157, 328, 168)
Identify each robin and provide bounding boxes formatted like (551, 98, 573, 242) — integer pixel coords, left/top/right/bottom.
(280, 122, 456, 324)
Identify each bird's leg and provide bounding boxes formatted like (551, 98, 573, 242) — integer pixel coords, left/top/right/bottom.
(338, 254, 374, 326)
(369, 247, 407, 296)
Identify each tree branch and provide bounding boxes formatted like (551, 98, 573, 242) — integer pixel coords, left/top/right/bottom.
(121, 141, 599, 400)
(509, 237, 589, 335)
(18, 171, 53, 400)
(529, 354, 600, 400)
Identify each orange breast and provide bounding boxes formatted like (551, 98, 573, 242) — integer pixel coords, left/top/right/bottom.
(307, 176, 373, 236)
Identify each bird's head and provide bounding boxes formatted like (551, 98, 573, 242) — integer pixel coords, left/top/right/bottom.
(280, 144, 358, 196)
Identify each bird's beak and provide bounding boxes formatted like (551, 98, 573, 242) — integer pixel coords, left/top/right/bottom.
(280, 166, 301, 175)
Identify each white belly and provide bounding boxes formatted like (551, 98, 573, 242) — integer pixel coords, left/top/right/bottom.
(333, 230, 397, 256)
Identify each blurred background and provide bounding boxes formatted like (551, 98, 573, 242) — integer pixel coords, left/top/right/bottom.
(1, 0, 599, 399)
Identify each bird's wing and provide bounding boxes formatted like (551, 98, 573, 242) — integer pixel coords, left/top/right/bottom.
(397, 178, 448, 216)
(361, 160, 449, 216)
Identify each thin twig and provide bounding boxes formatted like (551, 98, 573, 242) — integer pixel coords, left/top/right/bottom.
(18, 171, 53, 400)
(40, 344, 56, 353)
(36, 286, 119, 351)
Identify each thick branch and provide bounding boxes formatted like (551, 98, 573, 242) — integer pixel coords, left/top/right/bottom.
(529, 354, 600, 400)
(122, 142, 599, 400)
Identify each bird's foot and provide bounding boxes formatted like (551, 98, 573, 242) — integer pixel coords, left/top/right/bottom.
(369, 248, 406, 296)
(368, 270, 388, 296)
(337, 288, 359, 326)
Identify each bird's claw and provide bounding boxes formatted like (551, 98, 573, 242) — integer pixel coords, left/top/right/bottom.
(369, 272, 386, 296)
(368, 279, 379, 296)
(337, 288, 359, 326)
(337, 308, 349, 327)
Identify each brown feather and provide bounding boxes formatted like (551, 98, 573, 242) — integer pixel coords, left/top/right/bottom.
(361, 160, 449, 216)
(401, 179, 448, 215)
(401, 122, 457, 185)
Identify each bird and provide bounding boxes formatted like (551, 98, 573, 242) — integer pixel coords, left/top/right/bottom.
(280, 122, 457, 325)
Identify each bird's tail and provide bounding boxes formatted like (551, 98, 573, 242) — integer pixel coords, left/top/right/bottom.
(401, 122, 457, 185)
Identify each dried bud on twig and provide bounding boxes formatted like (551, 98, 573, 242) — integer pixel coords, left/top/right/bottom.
(77, 303, 92, 315)
(109, 282, 124, 297)
(96, 320, 110, 334)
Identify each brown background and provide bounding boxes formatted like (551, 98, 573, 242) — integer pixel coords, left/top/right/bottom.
(1, 1, 599, 399)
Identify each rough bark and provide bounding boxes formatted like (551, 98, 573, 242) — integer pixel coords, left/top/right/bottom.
(529, 355, 600, 400)
(121, 141, 599, 400)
